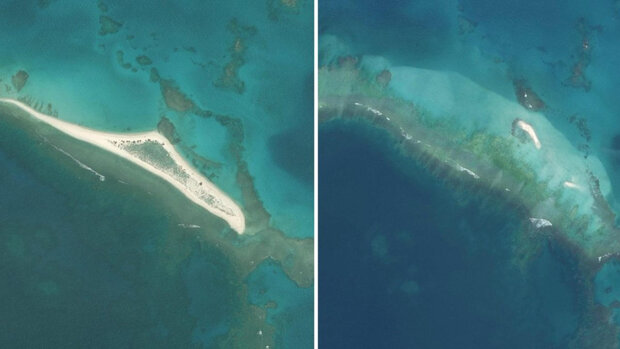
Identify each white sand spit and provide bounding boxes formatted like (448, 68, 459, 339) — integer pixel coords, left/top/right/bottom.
(0, 98, 245, 233)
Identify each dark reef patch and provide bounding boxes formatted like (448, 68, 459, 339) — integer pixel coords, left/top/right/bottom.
(375, 69, 392, 88)
(97, 0, 108, 13)
(115, 50, 132, 70)
(149, 67, 161, 83)
(136, 55, 152, 66)
(612, 134, 620, 151)
(267, 0, 302, 21)
(513, 79, 545, 111)
(157, 116, 181, 144)
(569, 114, 592, 142)
(11, 70, 29, 92)
(562, 18, 600, 91)
(214, 19, 257, 94)
(159, 79, 194, 112)
(99, 15, 122, 36)
(37, 0, 55, 9)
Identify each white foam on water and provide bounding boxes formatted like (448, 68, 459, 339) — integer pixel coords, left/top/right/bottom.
(529, 217, 553, 229)
(48, 141, 106, 182)
(456, 163, 480, 179)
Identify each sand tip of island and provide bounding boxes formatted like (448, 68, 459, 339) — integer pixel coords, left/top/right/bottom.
(0, 98, 245, 234)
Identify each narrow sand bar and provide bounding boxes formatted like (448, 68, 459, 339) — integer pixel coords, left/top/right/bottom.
(515, 119, 542, 149)
(0, 98, 245, 233)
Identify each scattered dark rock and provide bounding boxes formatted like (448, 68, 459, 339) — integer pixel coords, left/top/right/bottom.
(511, 118, 529, 144)
(577, 143, 590, 158)
(267, 0, 301, 21)
(587, 170, 617, 225)
(568, 114, 591, 142)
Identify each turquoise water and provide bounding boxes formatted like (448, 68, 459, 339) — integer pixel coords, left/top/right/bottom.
(320, 121, 585, 348)
(0, 0, 312, 347)
(247, 260, 314, 348)
(320, 0, 620, 347)
(0, 110, 234, 347)
(0, 0, 313, 238)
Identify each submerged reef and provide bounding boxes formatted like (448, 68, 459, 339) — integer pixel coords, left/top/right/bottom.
(214, 19, 256, 94)
(11, 70, 29, 92)
(157, 116, 181, 144)
(0, 94, 313, 347)
(135, 55, 152, 66)
(319, 58, 620, 263)
(563, 18, 600, 91)
(513, 79, 545, 111)
(267, 0, 302, 21)
(99, 15, 122, 36)
(115, 50, 133, 70)
(159, 78, 194, 113)
(0, 1, 313, 346)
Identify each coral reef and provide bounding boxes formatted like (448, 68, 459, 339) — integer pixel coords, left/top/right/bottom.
(11, 70, 29, 92)
(99, 15, 122, 36)
(214, 19, 257, 94)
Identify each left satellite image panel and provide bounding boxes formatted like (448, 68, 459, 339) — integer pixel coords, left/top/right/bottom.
(0, 1, 314, 348)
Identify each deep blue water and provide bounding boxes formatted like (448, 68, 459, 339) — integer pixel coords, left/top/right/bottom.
(320, 0, 620, 345)
(319, 121, 583, 348)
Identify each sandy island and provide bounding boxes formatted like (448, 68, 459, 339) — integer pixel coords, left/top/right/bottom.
(0, 98, 245, 234)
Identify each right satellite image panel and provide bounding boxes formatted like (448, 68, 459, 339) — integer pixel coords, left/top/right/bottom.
(318, 1, 620, 348)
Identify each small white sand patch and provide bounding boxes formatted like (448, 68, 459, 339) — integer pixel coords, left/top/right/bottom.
(563, 181, 581, 190)
(516, 119, 541, 149)
(529, 217, 552, 229)
(456, 164, 480, 179)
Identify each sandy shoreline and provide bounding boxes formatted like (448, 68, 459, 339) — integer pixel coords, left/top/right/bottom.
(0, 98, 245, 234)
